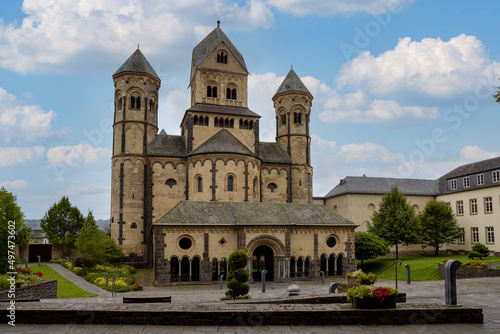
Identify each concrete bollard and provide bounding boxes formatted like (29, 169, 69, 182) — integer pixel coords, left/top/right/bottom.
(25, 258, 28, 269)
(220, 274, 224, 290)
(105, 273, 109, 286)
(329, 282, 338, 293)
(444, 260, 461, 306)
(261, 270, 268, 293)
(404, 264, 410, 284)
(37, 255, 41, 266)
(320, 271, 325, 285)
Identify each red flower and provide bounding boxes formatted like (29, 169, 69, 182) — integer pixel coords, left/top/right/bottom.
(373, 287, 391, 302)
(35, 272, 43, 277)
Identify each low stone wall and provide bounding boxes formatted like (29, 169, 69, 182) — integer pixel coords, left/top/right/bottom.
(232, 293, 406, 304)
(438, 263, 500, 279)
(0, 280, 57, 300)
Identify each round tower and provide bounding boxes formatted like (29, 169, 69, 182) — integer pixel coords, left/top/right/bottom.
(272, 68, 314, 203)
(110, 48, 161, 264)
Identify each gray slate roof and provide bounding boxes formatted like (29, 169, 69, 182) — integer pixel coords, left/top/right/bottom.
(187, 103, 260, 118)
(147, 130, 186, 157)
(188, 129, 253, 157)
(114, 49, 160, 79)
(437, 156, 500, 193)
(259, 142, 292, 164)
(154, 201, 356, 227)
(192, 25, 247, 71)
(324, 176, 438, 198)
(274, 69, 311, 98)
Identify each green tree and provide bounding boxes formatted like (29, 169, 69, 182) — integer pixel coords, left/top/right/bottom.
(468, 243, 490, 260)
(369, 185, 420, 259)
(418, 200, 461, 256)
(0, 187, 31, 274)
(40, 196, 84, 257)
(225, 249, 250, 300)
(355, 232, 390, 267)
(76, 211, 122, 266)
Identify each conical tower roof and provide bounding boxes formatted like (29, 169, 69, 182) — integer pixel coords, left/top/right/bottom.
(273, 69, 310, 98)
(192, 22, 247, 72)
(114, 48, 160, 80)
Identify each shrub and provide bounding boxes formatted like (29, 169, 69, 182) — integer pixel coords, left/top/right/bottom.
(225, 249, 250, 300)
(72, 267, 85, 276)
(356, 272, 377, 285)
(74, 257, 94, 269)
(461, 260, 488, 268)
(122, 264, 136, 274)
(61, 261, 73, 271)
(468, 243, 490, 260)
(0, 274, 11, 290)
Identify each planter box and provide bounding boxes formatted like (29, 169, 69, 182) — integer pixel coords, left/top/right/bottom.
(352, 295, 396, 309)
(346, 277, 359, 287)
(438, 262, 500, 279)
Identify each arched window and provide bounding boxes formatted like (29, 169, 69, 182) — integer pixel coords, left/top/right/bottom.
(226, 88, 237, 100)
(205, 117, 209, 126)
(213, 86, 218, 98)
(249, 121, 253, 130)
(226, 88, 231, 99)
(231, 88, 236, 100)
(165, 178, 177, 189)
(244, 120, 248, 129)
(267, 183, 277, 192)
(130, 96, 135, 109)
(197, 176, 202, 192)
(136, 97, 141, 110)
(149, 100, 154, 112)
(224, 118, 229, 128)
(207, 86, 212, 97)
(227, 175, 234, 192)
(239, 119, 243, 128)
(193, 115, 199, 125)
(253, 177, 258, 195)
(230, 119, 234, 128)
(118, 97, 123, 111)
(217, 51, 227, 64)
(214, 118, 219, 127)
(281, 114, 286, 125)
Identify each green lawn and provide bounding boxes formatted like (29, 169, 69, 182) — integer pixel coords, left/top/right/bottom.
(358, 255, 500, 281)
(29, 265, 98, 298)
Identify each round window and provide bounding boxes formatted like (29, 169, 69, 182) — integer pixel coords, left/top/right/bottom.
(179, 237, 192, 250)
(326, 236, 337, 248)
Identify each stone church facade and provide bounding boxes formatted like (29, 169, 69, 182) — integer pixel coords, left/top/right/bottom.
(110, 22, 356, 284)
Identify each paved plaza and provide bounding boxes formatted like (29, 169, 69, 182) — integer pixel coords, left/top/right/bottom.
(0, 263, 499, 333)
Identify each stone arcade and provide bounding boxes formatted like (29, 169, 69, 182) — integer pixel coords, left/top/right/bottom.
(110, 22, 357, 284)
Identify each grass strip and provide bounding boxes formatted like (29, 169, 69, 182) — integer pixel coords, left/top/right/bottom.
(29, 265, 98, 298)
(358, 255, 500, 281)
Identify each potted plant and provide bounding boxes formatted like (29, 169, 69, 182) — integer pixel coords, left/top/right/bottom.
(346, 269, 377, 286)
(347, 285, 398, 309)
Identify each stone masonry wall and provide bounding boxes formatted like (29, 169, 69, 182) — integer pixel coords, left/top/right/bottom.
(0, 279, 57, 299)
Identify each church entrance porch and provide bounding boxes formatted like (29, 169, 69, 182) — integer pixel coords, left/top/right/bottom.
(252, 245, 274, 281)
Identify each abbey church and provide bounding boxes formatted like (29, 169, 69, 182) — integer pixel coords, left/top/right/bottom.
(110, 22, 357, 284)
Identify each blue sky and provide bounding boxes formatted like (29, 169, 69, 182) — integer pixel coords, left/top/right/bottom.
(1, 0, 499, 219)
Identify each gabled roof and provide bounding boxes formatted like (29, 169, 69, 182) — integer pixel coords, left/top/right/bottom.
(114, 49, 160, 80)
(259, 142, 292, 164)
(324, 176, 438, 198)
(154, 201, 356, 227)
(192, 24, 247, 71)
(188, 129, 253, 156)
(146, 130, 186, 157)
(437, 156, 500, 193)
(273, 69, 311, 98)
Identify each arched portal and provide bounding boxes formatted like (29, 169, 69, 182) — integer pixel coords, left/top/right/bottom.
(252, 245, 274, 281)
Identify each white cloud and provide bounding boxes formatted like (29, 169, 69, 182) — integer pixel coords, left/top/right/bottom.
(0, 180, 28, 191)
(46, 144, 111, 168)
(0, 0, 274, 74)
(337, 34, 500, 99)
(0, 88, 56, 144)
(159, 89, 190, 135)
(0, 146, 45, 167)
(319, 97, 440, 123)
(267, 0, 414, 16)
(460, 145, 500, 161)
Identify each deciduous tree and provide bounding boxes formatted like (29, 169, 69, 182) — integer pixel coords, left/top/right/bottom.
(418, 200, 461, 256)
(0, 187, 31, 274)
(369, 185, 420, 259)
(355, 232, 390, 267)
(40, 196, 84, 257)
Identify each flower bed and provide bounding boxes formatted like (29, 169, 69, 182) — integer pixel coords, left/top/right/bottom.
(438, 261, 500, 279)
(347, 285, 398, 309)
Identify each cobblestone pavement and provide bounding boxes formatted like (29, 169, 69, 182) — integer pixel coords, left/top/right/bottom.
(1, 263, 498, 333)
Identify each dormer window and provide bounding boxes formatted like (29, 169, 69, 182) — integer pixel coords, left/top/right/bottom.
(217, 51, 228, 64)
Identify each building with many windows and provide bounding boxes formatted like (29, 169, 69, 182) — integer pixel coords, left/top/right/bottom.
(110, 22, 357, 284)
(318, 156, 500, 256)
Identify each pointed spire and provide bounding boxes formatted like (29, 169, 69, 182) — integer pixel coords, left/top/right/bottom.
(273, 68, 311, 98)
(114, 48, 160, 80)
